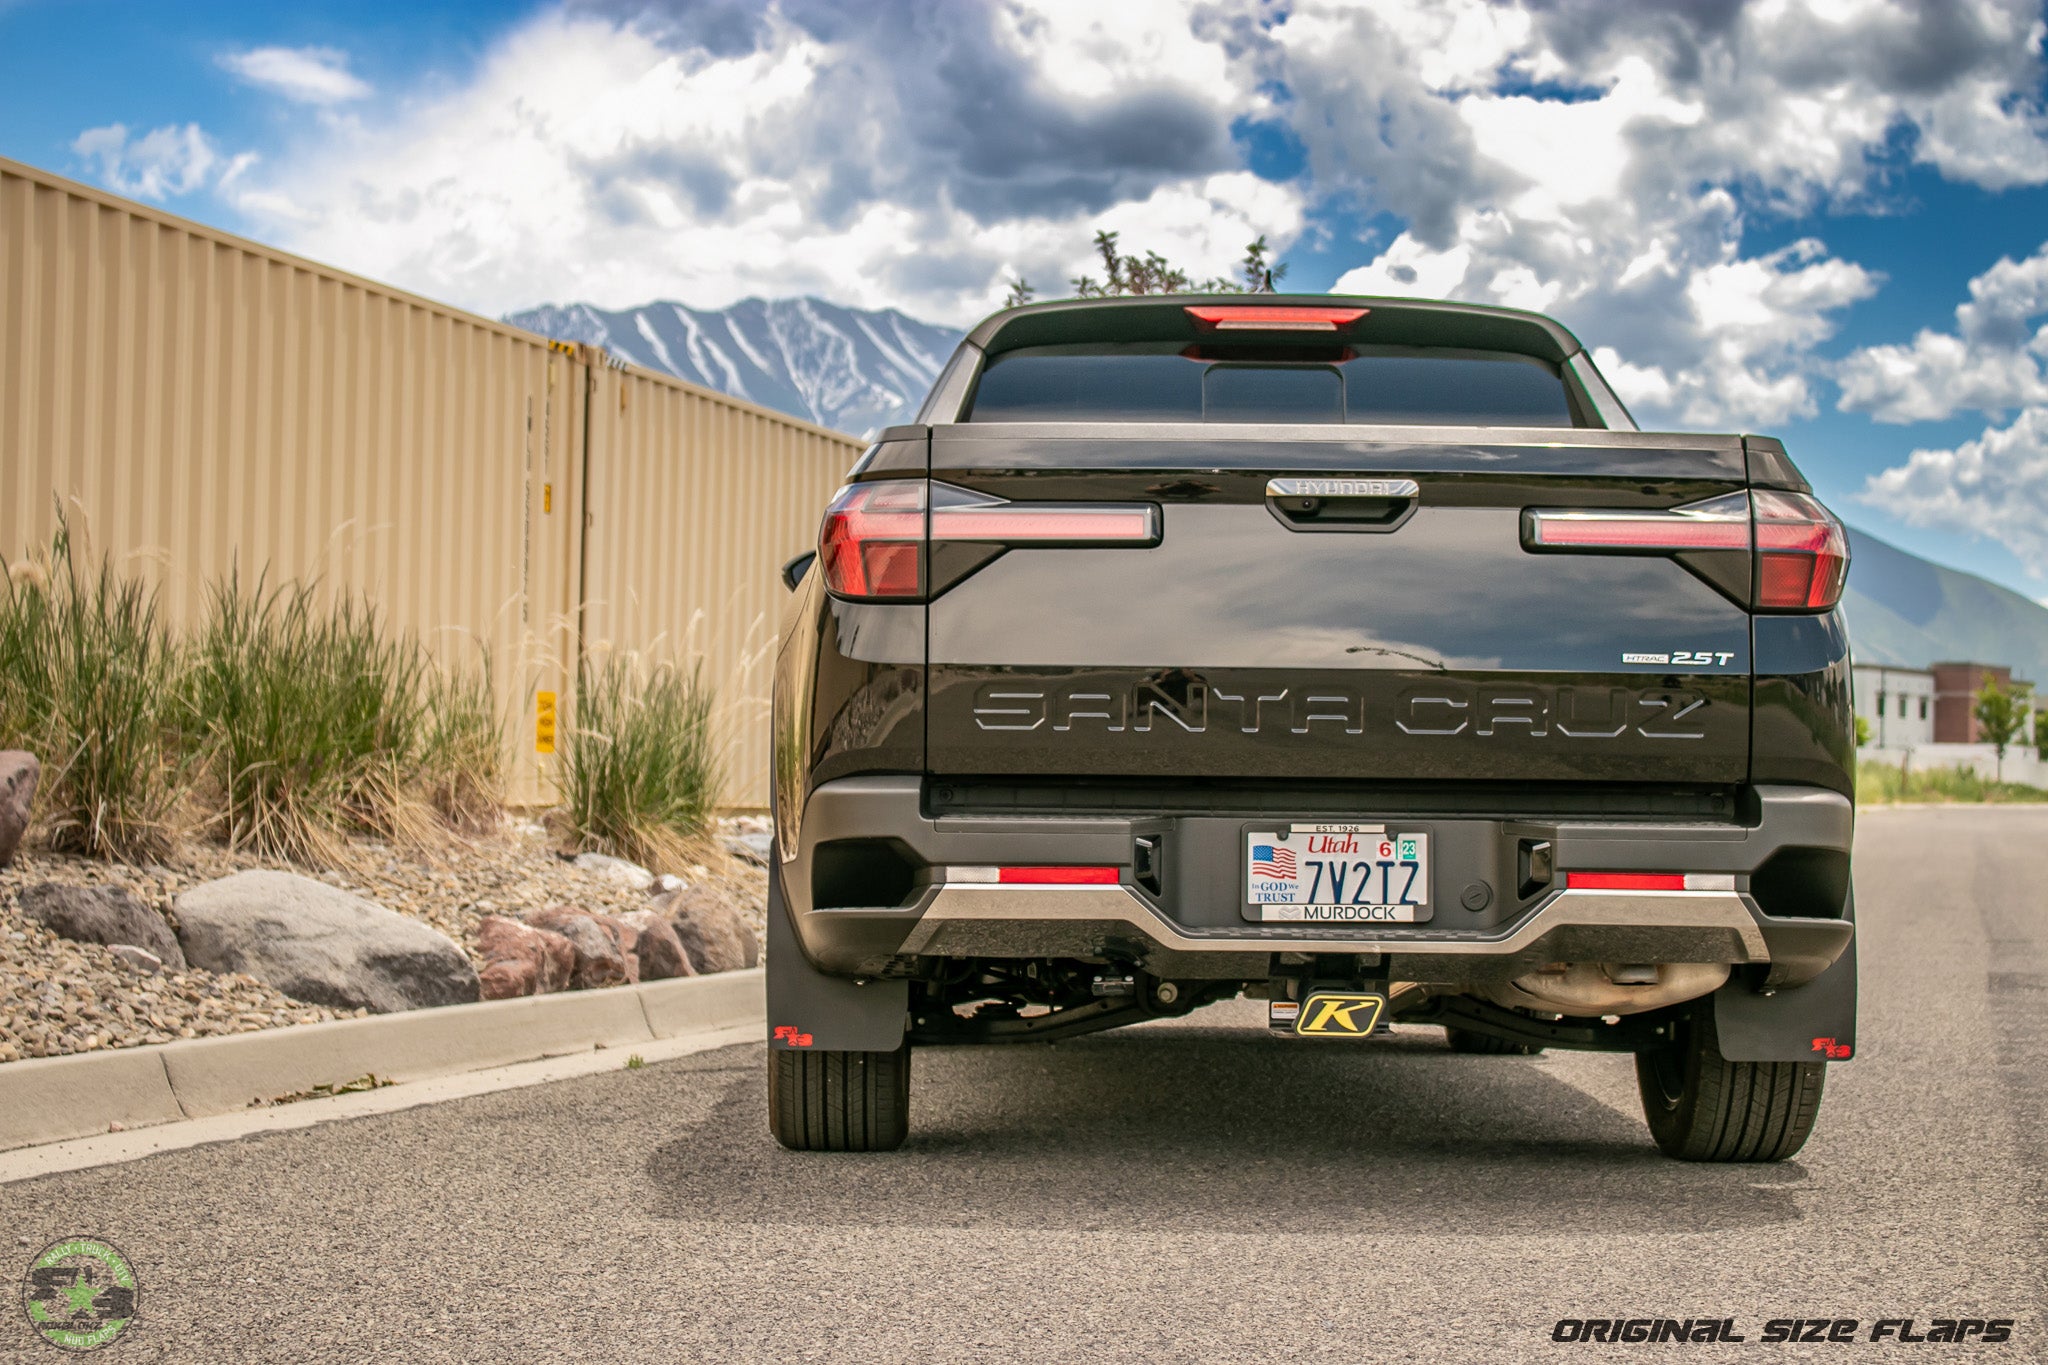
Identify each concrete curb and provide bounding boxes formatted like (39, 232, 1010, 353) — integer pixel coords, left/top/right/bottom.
(0, 968, 763, 1152)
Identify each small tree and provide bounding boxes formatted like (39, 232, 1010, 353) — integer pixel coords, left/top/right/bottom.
(1972, 672, 2029, 782)
(2037, 706, 2048, 762)
(1854, 714, 1871, 747)
(1007, 230, 1289, 304)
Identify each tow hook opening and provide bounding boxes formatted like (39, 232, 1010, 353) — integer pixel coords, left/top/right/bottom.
(1133, 834, 1165, 897)
(1517, 838, 1555, 901)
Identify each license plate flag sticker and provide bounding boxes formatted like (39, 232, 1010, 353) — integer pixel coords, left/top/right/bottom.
(1250, 844, 1296, 880)
(1246, 826, 1429, 922)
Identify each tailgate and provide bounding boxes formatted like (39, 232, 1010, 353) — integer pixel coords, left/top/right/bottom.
(924, 425, 1753, 786)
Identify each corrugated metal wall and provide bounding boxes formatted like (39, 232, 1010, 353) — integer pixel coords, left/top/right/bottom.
(581, 364, 860, 806)
(0, 156, 864, 807)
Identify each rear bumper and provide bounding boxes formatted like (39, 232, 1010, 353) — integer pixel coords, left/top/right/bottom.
(781, 776, 1853, 987)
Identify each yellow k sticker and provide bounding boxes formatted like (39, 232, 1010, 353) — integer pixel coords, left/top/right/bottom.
(1295, 992, 1386, 1036)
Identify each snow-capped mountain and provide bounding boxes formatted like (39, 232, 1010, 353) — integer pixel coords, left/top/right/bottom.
(506, 297, 962, 436)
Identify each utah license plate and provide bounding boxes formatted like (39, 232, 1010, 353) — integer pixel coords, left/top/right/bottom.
(1245, 825, 1429, 922)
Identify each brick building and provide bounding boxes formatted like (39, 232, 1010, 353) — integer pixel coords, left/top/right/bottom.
(1930, 662, 2035, 744)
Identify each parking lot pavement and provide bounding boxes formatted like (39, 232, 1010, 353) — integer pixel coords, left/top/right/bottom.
(2, 807, 2041, 1362)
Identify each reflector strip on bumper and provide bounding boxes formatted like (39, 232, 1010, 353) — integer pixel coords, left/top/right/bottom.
(1565, 872, 1737, 892)
(944, 865, 1122, 886)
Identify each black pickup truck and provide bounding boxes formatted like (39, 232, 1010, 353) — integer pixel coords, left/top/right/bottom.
(768, 294, 1856, 1161)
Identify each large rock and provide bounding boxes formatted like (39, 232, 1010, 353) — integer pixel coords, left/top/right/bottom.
(474, 915, 574, 1000)
(477, 959, 533, 1000)
(591, 912, 643, 985)
(573, 852, 653, 891)
(18, 881, 185, 968)
(176, 870, 479, 1013)
(619, 909, 695, 981)
(656, 885, 759, 975)
(720, 832, 772, 867)
(523, 906, 629, 990)
(0, 750, 38, 868)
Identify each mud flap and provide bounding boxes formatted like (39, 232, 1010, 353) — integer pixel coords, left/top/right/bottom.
(1714, 926, 1857, 1062)
(766, 864, 909, 1052)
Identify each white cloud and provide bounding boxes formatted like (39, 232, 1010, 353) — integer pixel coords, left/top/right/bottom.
(1852, 237, 2048, 578)
(217, 46, 371, 104)
(192, 0, 2048, 419)
(69, 122, 247, 200)
(1835, 241, 2048, 422)
(1862, 406, 2048, 577)
(228, 4, 1300, 323)
(1292, 0, 2048, 427)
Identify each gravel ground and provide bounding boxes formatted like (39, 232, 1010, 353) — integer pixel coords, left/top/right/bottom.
(0, 816, 769, 1065)
(2, 809, 2037, 1363)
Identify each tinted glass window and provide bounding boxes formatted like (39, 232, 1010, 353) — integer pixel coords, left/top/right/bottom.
(965, 345, 1576, 426)
(1342, 354, 1571, 425)
(966, 353, 1202, 422)
(1204, 365, 1343, 423)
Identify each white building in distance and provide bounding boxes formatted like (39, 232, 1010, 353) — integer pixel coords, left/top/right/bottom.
(1851, 664, 1935, 749)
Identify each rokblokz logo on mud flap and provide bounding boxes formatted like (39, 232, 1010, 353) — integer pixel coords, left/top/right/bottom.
(20, 1237, 139, 1352)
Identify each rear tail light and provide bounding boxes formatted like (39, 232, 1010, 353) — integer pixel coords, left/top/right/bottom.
(818, 480, 1158, 602)
(818, 481, 926, 600)
(1524, 492, 1750, 551)
(1523, 489, 1848, 613)
(931, 485, 1158, 544)
(1184, 304, 1370, 332)
(1753, 489, 1848, 611)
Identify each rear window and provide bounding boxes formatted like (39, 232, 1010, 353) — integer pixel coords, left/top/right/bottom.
(964, 343, 1580, 426)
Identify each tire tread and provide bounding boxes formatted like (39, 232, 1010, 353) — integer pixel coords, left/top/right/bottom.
(1636, 1006, 1825, 1162)
(769, 1044, 910, 1152)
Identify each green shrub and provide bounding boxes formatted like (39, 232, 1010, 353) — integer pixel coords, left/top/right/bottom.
(555, 653, 720, 872)
(0, 561, 47, 746)
(187, 573, 443, 864)
(1857, 761, 2048, 806)
(420, 648, 503, 833)
(0, 523, 185, 859)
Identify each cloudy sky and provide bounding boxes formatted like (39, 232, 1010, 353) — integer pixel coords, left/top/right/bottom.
(6, 0, 2048, 599)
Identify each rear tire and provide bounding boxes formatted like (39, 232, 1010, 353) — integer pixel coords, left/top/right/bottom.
(1635, 1003, 1825, 1161)
(1445, 1026, 1543, 1055)
(768, 1043, 911, 1151)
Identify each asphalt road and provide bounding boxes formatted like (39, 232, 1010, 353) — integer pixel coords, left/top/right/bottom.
(2, 806, 2043, 1363)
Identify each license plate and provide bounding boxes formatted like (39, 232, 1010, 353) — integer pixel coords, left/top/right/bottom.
(1245, 824, 1428, 922)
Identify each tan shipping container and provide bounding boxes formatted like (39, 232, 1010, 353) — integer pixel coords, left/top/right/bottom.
(0, 155, 863, 808)
(580, 362, 862, 806)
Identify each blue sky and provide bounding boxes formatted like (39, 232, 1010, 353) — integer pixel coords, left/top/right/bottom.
(6, 0, 2048, 602)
